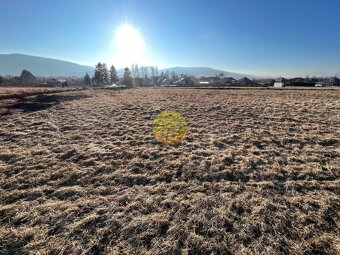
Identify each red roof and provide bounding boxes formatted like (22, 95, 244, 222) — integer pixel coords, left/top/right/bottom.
(276, 76, 287, 83)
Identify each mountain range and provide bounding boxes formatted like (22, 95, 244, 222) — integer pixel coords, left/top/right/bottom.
(1, 53, 337, 79)
(0, 53, 94, 76)
(0, 53, 253, 79)
(165, 67, 254, 79)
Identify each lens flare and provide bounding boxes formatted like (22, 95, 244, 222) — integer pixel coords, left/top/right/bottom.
(153, 110, 188, 145)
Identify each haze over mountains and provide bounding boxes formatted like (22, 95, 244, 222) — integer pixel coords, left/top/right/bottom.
(3, 53, 337, 79)
(0, 53, 252, 79)
(160, 67, 250, 80)
(115, 66, 251, 79)
(0, 54, 94, 76)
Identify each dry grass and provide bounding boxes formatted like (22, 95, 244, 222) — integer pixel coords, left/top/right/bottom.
(0, 87, 339, 255)
(0, 86, 81, 94)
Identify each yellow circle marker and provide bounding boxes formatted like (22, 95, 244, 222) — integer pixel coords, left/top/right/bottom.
(153, 110, 188, 145)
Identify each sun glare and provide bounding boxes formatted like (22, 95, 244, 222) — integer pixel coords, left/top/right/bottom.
(114, 24, 146, 68)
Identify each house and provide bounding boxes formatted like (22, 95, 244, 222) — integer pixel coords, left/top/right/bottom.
(326, 77, 340, 86)
(222, 77, 237, 86)
(287, 77, 304, 86)
(199, 77, 214, 86)
(156, 78, 163, 86)
(315, 81, 323, 87)
(288, 77, 316, 87)
(149, 79, 156, 87)
(238, 77, 255, 86)
(256, 79, 275, 87)
(207, 77, 221, 86)
(274, 76, 288, 87)
(46, 78, 61, 85)
(174, 78, 187, 86)
(197, 77, 236, 86)
(199, 81, 210, 86)
(160, 78, 172, 86)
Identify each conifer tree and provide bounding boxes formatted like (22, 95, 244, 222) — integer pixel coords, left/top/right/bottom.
(123, 67, 132, 87)
(110, 65, 119, 84)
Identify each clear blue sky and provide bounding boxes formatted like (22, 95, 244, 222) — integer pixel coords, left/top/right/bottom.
(1, 0, 339, 77)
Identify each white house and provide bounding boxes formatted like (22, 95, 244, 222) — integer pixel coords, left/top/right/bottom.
(274, 76, 288, 87)
(199, 81, 209, 86)
(161, 78, 172, 86)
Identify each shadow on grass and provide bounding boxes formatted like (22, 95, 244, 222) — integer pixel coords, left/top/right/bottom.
(3, 94, 90, 114)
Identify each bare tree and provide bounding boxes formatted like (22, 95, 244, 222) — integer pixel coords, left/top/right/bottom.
(151, 66, 155, 78)
(155, 66, 159, 77)
(135, 64, 140, 78)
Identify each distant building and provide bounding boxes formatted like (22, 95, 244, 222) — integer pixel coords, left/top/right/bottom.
(238, 77, 255, 86)
(288, 77, 316, 87)
(315, 81, 323, 87)
(160, 78, 172, 86)
(256, 79, 275, 86)
(174, 78, 187, 86)
(149, 79, 156, 87)
(274, 76, 288, 87)
(222, 77, 237, 86)
(208, 77, 221, 86)
(326, 77, 340, 86)
(46, 78, 61, 85)
(199, 81, 210, 86)
(197, 77, 237, 86)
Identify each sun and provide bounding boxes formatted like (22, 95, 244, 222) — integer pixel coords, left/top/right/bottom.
(114, 24, 146, 67)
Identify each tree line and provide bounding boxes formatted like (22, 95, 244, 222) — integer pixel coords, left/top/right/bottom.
(0, 63, 181, 87)
(0, 70, 37, 85)
(85, 63, 138, 87)
(86, 63, 169, 87)
(84, 63, 120, 86)
(0, 70, 86, 86)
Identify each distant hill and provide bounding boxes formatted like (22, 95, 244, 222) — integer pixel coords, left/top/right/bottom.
(161, 67, 251, 79)
(0, 53, 94, 76)
(0, 53, 254, 79)
(307, 71, 340, 78)
(118, 66, 251, 79)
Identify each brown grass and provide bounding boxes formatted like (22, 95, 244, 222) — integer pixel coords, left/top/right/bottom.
(0, 87, 84, 99)
(0, 88, 339, 255)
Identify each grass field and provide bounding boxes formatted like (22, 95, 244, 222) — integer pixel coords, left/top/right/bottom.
(0, 88, 339, 254)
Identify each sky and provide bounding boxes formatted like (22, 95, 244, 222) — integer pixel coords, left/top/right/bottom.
(0, 0, 340, 77)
